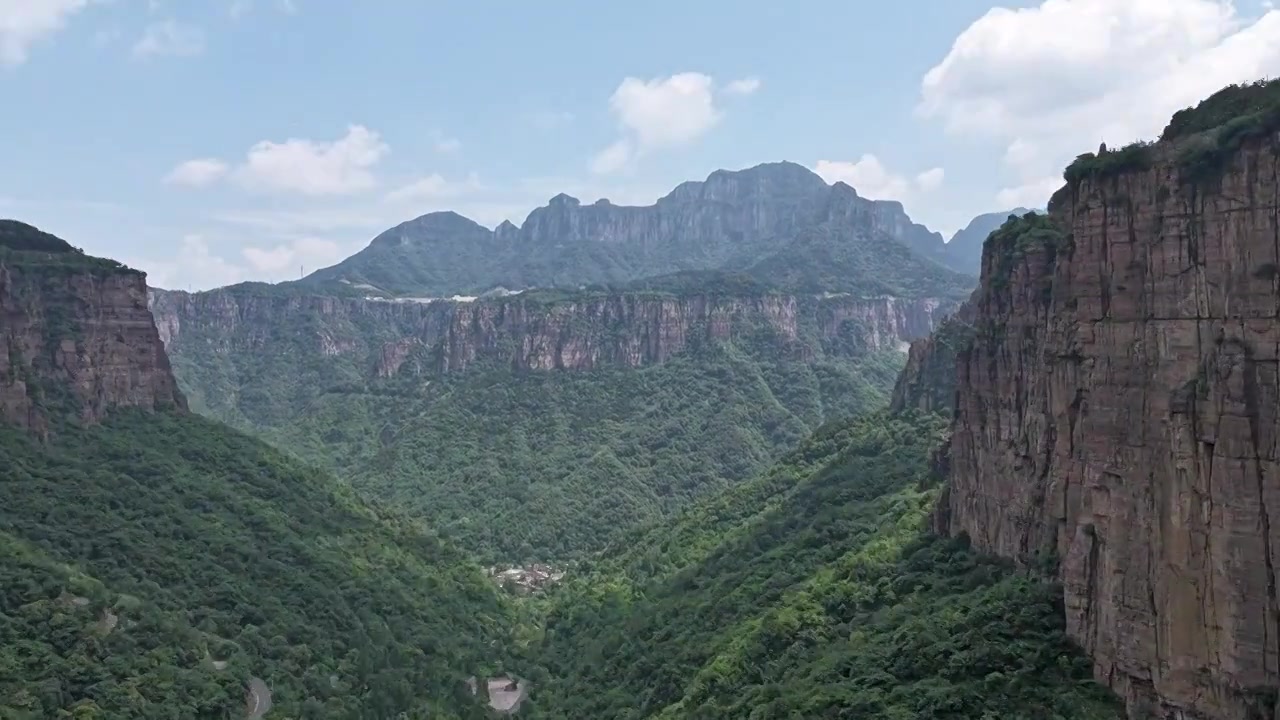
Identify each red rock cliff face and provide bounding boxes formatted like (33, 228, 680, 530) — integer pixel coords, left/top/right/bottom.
(934, 138, 1280, 718)
(0, 260, 186, 435)
(148, 289, 953, 378)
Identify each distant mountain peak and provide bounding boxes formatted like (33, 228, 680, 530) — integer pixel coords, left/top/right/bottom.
(297, 161, 979, 297)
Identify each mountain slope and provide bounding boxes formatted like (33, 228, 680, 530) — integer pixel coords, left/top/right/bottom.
(295, 162, 972, 298)
(524, 411, 1121, 719)
(0, 223, 513, 719)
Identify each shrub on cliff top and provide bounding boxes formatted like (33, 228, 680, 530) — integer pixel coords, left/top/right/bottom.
(984, 212, 1067, 292)
(1062, 142, 1155, 185)
(1161, 78, 1280, 141)
(1170, 81, 1280, 184)
(0, 219, 76, 253)
(0, 219, 132, 276)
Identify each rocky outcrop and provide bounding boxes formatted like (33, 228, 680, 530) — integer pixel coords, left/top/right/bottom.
(931, 132, 1280, 718)
(149, 288, 954, 378)
(889, 299, 977, 415)
(938, 208, 1039, 276)
(0, 249, 186, 435)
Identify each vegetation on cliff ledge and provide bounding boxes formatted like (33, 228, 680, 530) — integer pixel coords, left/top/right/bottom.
(984, 212, 1069, 294)
(1168, 78, 1280, 183)
(1062, 141, 1156, 185)
(0, 220, 131, 276)
(1061, 78, 1280, 187)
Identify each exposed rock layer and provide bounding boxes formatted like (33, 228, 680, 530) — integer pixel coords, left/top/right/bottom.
(931, 139, 1280, 718)
(149, 288, 954, 378)
(0, 259, 185, 434)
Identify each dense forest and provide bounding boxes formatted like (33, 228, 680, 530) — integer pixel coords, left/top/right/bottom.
(270, 346, 905, 563)
(520, 410, 1122, 719)
(0, 411, 512, 719)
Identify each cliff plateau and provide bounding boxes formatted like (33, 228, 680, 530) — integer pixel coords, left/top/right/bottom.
(0, 220, 184, 435)
(150, 286, 950, 381)
(913, 83, 1280, 719)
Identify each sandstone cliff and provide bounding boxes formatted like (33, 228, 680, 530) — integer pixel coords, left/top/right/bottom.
(924, 95, 1280, 718)
(889, 298, 976, 415)
(0, 222, 185, 435)
(149, 286, 952, 378)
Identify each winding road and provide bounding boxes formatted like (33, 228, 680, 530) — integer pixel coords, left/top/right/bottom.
(246, 677, 272, 720)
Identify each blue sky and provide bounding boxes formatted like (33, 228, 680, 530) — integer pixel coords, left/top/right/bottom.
(3, 0, 1279, 290)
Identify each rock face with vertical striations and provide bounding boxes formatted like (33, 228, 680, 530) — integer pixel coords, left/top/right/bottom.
(149, 286, 953, 378)
(923, 82, 1280, 719)
(0, 220, 185, 435)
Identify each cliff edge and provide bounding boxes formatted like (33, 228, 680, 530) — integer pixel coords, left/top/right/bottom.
(915, 81, 1280, 719)
(0, 220, 185, 435)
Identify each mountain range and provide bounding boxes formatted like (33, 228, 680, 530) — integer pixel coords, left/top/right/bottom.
(289, 161, 1010, 300)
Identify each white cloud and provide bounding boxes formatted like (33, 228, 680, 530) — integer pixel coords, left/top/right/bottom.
(242, 236, 343, 276)
(384, 172, 481, 203)
(0, 0, 90, 66)
(813, 155, 946, 204)
(136, 234, 248, 291)
(920, 0, 1280, 208)
(590, 140, 633, 175)
(996, 176, 1062, 209)
(132, 19, 205, 58)
(611, 72, 720, 148)
(593, 72, 754, 173)
(164, 158, 228, 187)
(165, 126, 389, 196)
(136, 233, 350, 291)
(915, 167, 945, 191)
(235, 125, 389, 195)
(723, 76, 762, 96)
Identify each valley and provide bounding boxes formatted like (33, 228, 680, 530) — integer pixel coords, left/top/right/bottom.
(3, 65, 1280, 720)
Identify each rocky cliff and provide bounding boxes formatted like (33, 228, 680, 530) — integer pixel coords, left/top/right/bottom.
(925, 85, 1280, 719)
(294, 162, 976, 298)
(149, 286, 953, 379)
(0, 221, 185, 435)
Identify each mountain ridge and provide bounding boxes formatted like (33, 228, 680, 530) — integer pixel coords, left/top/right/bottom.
(292, 161, 977, 298)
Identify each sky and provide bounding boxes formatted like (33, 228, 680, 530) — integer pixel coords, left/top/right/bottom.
(3, 0, 1280, 291)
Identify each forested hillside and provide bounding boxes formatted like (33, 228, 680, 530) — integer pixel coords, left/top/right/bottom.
(521, 411, 1122, 719)
(0, 228, 514, 719)
(1, 409, 514, 720)
(271, 346, 905, 562)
